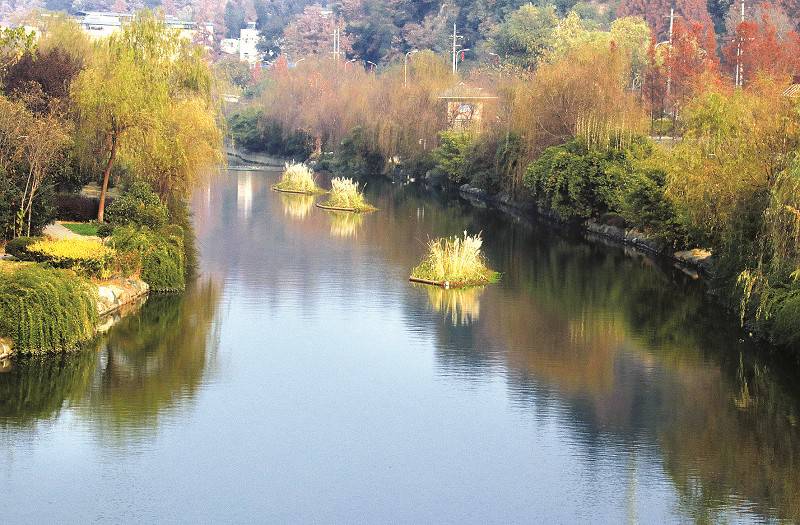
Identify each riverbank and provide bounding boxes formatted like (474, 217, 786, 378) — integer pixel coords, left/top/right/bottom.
(0, 273, 149, 360)
(225, 145, 287, 167)
(398, 175, 767, 344)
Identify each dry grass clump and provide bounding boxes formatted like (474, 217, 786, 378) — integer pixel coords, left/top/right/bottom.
(319, 177, 376, 212)
(411, 231, 499, 287)
(273, 163, 324, 194)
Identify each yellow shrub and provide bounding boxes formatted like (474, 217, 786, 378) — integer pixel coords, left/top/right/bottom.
(27, 239, 116, 278)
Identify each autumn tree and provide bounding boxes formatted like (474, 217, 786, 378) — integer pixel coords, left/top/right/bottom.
(617, 0, 714, 40)
(282, 4, 351, 60)
(723, 4, 800, 85)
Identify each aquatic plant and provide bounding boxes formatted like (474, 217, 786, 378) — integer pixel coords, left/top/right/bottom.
(273, 163, 324, 194)
(319, 177, 376, 212)
(411, 231, 499, 287)
(0, 265, 98, 353)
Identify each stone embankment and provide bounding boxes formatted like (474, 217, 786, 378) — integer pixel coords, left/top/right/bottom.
(226, 146, 286, 167)
(457, 182, 716, 278)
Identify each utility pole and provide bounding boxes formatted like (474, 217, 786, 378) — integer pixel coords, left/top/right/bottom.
(666, 7, 674, 97)
(452, 23, 457, 75)
(451, 23, 465, 76)
(735, 0, 745, 87)
(332, 25, 340, 63)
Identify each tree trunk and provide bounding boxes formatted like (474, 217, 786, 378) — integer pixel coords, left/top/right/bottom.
(97, 131, 118, 223)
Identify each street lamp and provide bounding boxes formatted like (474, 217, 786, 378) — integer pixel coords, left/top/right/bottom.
(404, 49, 419, 87)
(456, 48, 470, 73)
(344, 58, 358, 69)
(366, 60, 377, 72)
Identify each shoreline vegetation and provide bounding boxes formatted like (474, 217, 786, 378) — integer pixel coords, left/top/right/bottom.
(272, 162, 326, 195)
(1, 12, 222, 355)
(228, 37, 800, 353)
(410, 232, 500, 289)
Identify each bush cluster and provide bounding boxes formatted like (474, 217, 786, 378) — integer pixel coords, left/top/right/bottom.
(228, 109, 314, 159)
(26, 238, 115, 278)
(105, 181, 169, 230)
(111, 225, 186, 292)
(0, 265, 98, 353)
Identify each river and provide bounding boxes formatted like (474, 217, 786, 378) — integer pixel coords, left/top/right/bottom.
(2, 166, 799, 523)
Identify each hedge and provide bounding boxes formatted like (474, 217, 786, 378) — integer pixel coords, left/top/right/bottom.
(0, 265, 98, 353)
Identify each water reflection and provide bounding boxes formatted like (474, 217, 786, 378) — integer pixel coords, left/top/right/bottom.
(0, 352, 96, 428)
(237, 172, 252, 219)
(421, 284, 484, 326)
(83, 279, 222, 441)
(328, 210, 364, 238)
(280, 193, 315, 220)
(0, 278, 222, 439)
(2, 169, 799, 522)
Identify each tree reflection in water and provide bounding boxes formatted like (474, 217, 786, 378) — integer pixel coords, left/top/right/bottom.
(0, 278, 222, 441)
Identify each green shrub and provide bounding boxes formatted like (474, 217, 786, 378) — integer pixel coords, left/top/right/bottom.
(5, 236, 39, 260)
(26, 238, 115, 278)
(332, 127, 385, 177)
(0, 265, 98, 353)
(111, 225, 186, 292)
(432, 131, 473, 184)
(523, 140, 621, 221)
(228, 108, 265, 151)
(766, 291, 800, 349)
(105, 181, 169, 229)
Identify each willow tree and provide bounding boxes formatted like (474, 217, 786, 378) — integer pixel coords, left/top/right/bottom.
(72, 12, 222, 221)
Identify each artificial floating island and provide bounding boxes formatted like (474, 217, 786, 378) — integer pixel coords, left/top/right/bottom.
(272, 162, 326, 195)
(409, 231, 500, 288)
(316, 177, 377, 213)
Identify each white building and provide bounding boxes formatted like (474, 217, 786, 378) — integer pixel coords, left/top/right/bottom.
(239, 22, 260, 65)
(75, 11, 211, 44)
(220, 38, 239, 55)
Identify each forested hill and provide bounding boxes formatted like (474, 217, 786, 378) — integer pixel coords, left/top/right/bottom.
(4, 0, 800, 66)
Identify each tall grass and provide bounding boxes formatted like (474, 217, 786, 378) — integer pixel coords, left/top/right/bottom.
(274, 162, 324, 194)
(411, 231, 499, 286)
(320, 177, 376, 212)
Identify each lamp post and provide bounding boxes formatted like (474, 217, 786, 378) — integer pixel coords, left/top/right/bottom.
(344, 58, 358, 70)
(366, 60, 377, 72)
(404, 49, 419, 87)
(456, 48, 470, 73)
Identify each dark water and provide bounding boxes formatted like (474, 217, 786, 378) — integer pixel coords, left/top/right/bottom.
(2, 168, 800, 523)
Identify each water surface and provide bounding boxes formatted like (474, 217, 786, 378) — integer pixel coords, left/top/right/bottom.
(2, 167, 800, 523)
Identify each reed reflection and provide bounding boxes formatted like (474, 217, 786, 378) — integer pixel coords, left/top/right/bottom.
(422, 284, 484, 326)
(328, 210, 364, 238)
(280, 193, 315, 220)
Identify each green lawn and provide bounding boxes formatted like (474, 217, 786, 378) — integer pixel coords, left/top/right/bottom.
(62, 222, 100, 236)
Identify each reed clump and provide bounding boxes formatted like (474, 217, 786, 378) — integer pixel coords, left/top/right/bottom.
(273, 163, 324, 194)
(411, 231, 499, 287)
(319, 177, 376, 212)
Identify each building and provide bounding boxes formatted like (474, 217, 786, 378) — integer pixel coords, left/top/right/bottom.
(438, 83, 498, 131)
(75, 11, 211, 44)
(220, 38, 240, 55)
(239, 22, 260, 65)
